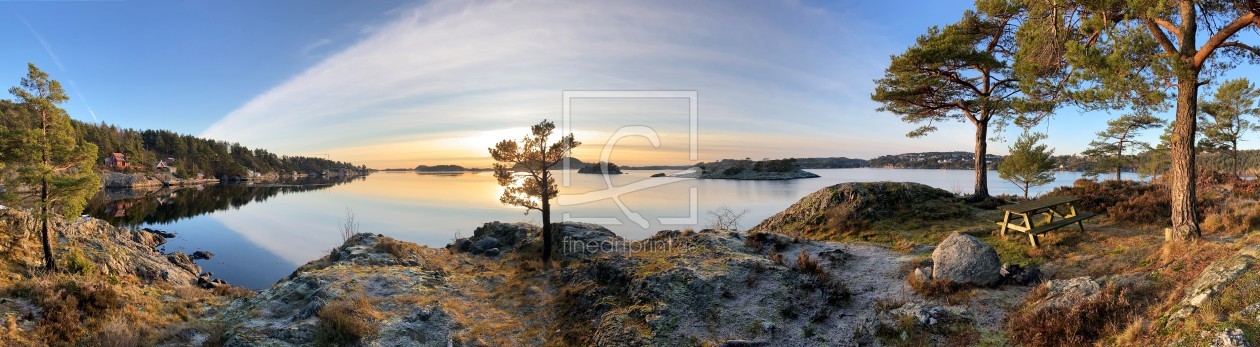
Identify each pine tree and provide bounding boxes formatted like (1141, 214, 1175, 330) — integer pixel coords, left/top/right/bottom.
(1015, 0, 1260, 241)
(488, 120, 579, 267)
(1081, 114, 1164, 181)
(0, 63, 100, 272)
(998, 132, 1056, 199)
(1200, 78, 1260, 177)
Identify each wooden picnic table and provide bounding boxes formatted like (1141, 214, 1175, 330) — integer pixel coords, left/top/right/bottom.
(995, 196, 1096, 247)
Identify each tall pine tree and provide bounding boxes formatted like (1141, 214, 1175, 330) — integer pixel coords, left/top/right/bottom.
(0, 63, 100, 271)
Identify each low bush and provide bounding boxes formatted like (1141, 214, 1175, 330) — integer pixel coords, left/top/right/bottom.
(65, 250, 95, 275)
(1004, 280, 1153, 347)
(315, 295, 382, 346)
(1201, 199, 1260, 236)
(1045, 179, 1171, 225)
(9, 277, 125, 344)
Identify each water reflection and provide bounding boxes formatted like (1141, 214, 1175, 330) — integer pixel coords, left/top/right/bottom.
(87, 177, 364, 226)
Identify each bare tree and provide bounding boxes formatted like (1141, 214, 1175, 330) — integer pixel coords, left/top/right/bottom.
(706, 205, 750, 231)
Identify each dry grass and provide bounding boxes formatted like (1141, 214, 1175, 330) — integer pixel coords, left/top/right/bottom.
(375, 237, 425, 260)
(315, 294, 383, 347)
(1202, 198, 1260, 236)
(1005, 280, 1154, 347)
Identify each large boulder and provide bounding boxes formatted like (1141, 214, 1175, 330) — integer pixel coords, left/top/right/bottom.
(471, 221, 536, 249)
(930, 232, 1001, 286)
(553, 222, 624, 257)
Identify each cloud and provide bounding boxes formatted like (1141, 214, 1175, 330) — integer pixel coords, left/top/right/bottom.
(202, 0, 902, 168)
(298, 38, 333, 57)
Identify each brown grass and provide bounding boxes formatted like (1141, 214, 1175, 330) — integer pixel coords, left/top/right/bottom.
(1005, 281, 1154, 347)
(315, 295, 383, 346)
(375, 237, 425, 260)
(1201, 198, 1260, 236)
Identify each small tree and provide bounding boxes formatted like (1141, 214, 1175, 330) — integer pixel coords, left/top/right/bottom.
(1200, 78, 1260, 177)
(0, 63, 100, 271)
(1081, 114, 1164, 181)
(998, 132, 1056, 199)
(706, 205, 749, 230)
(489, 120, 579, 267)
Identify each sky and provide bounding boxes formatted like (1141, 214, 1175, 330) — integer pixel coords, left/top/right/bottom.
(3, 0, 1257, 169)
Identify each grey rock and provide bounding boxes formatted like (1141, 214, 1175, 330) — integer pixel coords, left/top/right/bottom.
(717, 340, 769, 347)
(1210, 328, 1250, 347)
(471, 236, 501, 254)
(930, 232, 1001, 286)
(483, 247, 501, 257)
(1039, 277, 1102, 310)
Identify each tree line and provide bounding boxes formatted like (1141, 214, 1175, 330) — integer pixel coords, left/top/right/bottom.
(71, 121, 363, 179)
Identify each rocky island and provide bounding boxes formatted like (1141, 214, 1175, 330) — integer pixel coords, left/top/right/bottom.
(697, 158, 820, 180)
(576, 161, 623, 174)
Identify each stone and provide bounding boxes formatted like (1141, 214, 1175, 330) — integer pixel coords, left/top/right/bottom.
(910, 267, 931, 284)
(483, 248, 501, 257)
(1039, 277, 1101, 310)
(1240, 302, 1260, 323)
(930, 233, 1001, 286)
(1210, 328, 1250, 347)
(470, 237, 501, 254)
(650, 173, 666, 178)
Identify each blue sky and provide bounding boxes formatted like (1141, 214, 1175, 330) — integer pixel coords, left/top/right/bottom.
(1, 0, 1243, 168)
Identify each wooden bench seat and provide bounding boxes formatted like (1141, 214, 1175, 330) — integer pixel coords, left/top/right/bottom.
(1027, 213, 1096, 236)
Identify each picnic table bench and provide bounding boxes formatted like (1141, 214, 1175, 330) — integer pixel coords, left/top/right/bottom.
(995, 196, 1096, 247)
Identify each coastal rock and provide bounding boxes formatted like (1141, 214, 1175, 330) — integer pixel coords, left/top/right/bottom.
(469, 221, 536, 250)
(751, 182, 970, 235)
(470, 237, 501, 254)
(216, 233, 454, 346)
(930, 233, 1001, 287)
(553, 222, 624, 257)
(191, 250, 215, 260)
(102, 172, 166, 188)
(650, 173, 666, 177)
(166, 252, 201, 275)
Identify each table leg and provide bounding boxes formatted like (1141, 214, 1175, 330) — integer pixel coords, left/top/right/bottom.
(1000, 211, 1011, 237)
(1029, 232, 1040, 248)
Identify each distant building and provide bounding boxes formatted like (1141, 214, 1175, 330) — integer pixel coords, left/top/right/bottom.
(104, 153, 128, 171)
(156, 157, 177, 174)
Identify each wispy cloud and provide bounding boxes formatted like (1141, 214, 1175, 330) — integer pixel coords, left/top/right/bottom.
(20, 15, 98, 122)
(298, 38, 333, 57)
(203, 0, 903, 168)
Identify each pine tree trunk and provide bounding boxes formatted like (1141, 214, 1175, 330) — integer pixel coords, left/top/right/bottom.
(971, 121, 990, 200)
(1115, 145, 1123, 181)
(1168, 76, 1201, 241)
(540, 171, 553, 268)
(41, 178, 55, 272)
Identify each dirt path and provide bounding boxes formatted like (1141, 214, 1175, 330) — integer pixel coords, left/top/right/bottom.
(783, 240, 1029, 345)
(783, 241, 921, 345)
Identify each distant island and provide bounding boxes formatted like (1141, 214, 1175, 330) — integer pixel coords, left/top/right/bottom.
(696, 158, 820, 180)
(577, 161, 623, 174)
(414, 164, 475, 172)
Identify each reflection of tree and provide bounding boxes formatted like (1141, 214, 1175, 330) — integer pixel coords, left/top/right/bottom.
(87, 176, 363, 227)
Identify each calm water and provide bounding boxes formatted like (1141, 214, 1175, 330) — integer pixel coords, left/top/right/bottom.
(86, 168, 1141, 289)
